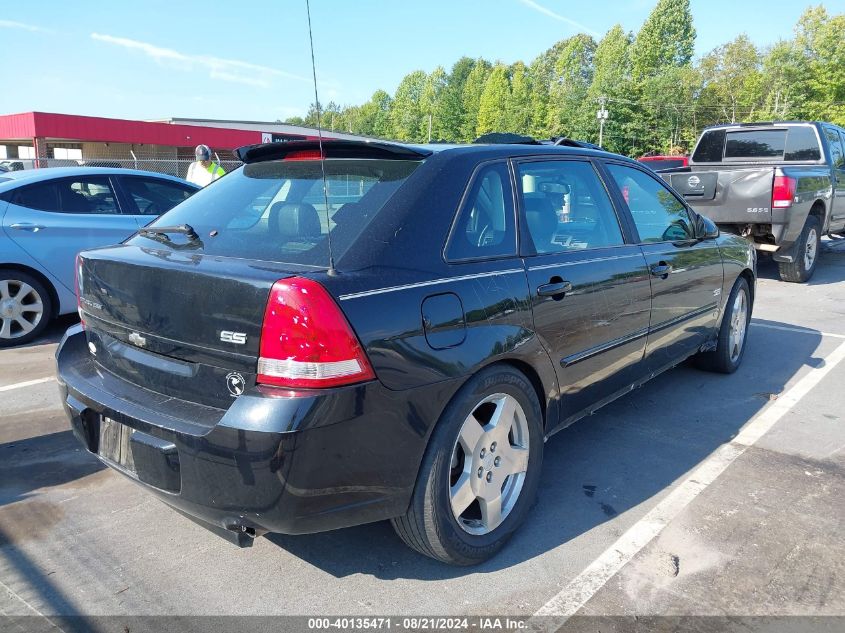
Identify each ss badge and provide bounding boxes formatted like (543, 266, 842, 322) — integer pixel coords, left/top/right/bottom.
(220, 330, 247, 345)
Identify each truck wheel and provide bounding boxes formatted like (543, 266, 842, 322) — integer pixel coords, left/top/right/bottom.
(0, 269, 53, 347)
(695, 276, 751, 374)
(778, 215, 820, 283)
(391, 365, 543, 565)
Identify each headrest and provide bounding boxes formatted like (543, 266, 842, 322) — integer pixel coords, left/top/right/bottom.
(271, 202, 322, 239)
(524, 194, 558, 245)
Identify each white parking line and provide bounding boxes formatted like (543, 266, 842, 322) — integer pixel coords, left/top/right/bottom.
(0, 376, 56, 392)
(531, 340, 845, 626)
(751, 321, 845, 339)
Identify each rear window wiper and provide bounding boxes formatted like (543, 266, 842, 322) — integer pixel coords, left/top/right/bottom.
(137, 224, 203, 250)
(138, 224, 200, 240)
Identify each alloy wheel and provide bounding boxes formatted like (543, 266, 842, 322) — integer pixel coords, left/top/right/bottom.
(804, 227, 818, 271)
(449, 393, 530, 535)
(0, 279, 44, 341)
(728, 288, 748, 363)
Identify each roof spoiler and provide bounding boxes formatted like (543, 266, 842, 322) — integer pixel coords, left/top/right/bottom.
(235, 139, 432, 164)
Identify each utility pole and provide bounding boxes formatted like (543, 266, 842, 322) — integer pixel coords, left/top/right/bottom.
(427, 113, 433, 143)
(596, 96, 609, 148)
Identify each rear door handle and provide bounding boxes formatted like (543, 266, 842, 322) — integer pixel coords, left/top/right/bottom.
(9, 223, 47, 232)
(650, 262, 673, 278)
(537, 280, 573, 298)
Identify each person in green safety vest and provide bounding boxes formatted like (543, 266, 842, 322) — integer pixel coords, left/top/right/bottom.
(186, 144, 226, 187)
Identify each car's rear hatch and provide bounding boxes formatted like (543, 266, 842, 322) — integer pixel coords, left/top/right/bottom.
(78, 246, 314, 409)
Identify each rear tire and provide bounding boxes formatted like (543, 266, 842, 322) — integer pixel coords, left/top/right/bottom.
(0, 269, 52, 347)
(695, 277, 751, 374)
(778, 215, 820, 283)
(391, 365, 544, 565)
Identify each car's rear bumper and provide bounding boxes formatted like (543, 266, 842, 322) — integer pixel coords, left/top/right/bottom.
(56, 325, 454, 543)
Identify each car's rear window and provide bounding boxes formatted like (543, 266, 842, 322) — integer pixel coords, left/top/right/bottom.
(129, 158, 421, 265)
(694, 126, 822, 163)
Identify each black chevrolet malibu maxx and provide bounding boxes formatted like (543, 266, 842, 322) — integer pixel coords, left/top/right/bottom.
(57, 139, 755, 565)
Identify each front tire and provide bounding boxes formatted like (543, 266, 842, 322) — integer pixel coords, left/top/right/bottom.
(392, 365, 544, 565)
(778, 215, 820, 283)
(695, 277, 751, 374)
(0, 270, 52, 347)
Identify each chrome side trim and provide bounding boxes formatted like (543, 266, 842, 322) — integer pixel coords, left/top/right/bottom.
(338, 269, 525, 301)
(527, 253, 644, 272)
(561, 326, 650, 368)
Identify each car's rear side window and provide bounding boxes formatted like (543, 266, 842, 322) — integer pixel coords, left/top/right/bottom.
(131, 159, 420, 265)
(446, 162, 517, 262)
(692, 129, 726, 163)
(784, 126, 822, 161)
(12, 182, 59, 211)
(825, 127, 845, 170)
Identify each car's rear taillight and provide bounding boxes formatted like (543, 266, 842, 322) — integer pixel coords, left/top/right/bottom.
(772, 175, 796, 209)
(257, 277, 375, 388)
(74, 254, 85, 328)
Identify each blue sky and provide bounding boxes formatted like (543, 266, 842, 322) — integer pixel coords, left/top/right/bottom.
(1, 0, 842, 122)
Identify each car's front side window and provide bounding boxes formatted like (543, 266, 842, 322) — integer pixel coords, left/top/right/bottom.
(517, 160, 624, 254)
(605, 163, 693, 243)
(446, 162, 516, 262)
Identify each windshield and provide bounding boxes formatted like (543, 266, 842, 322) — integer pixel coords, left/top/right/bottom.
(128, 158, 421, 266)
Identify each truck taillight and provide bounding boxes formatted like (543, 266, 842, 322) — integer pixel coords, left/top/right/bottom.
(74, 255, 85, 328)
(257, 277, 375, 389)
(772, 175, 796, 209)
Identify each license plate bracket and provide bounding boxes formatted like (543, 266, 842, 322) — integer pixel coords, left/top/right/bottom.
(98, 417, 137, 475)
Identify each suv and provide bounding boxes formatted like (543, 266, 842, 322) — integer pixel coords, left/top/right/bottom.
(57, 139, 755, 565)
(662, 121, 845, 282)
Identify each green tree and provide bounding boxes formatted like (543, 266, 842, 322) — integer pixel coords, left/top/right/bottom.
(439, 57, 476, 141)
(506, 61, 532, 134)
(794, 6, 845, 124)
(698, 35, 763, 123)
(390, 70, 427, 141)
(477, 63, 512, 134)
(545, 34, 597, 139)
(460, 59, 492, 141)
(759, 40, 808, 120)
(420, 66, 448, 141)
(586, 25, 634, 152)
(630, 0, 695, 79)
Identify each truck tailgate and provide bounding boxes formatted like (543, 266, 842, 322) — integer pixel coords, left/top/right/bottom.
(664, 167, 775, 224)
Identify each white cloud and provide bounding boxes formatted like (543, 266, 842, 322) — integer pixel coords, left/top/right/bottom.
(90, 33, 307, 88)
(0, 20, 52, 33)
(517, 0, 599, 37)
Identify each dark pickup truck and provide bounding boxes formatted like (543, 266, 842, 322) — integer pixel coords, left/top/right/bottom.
(662, 121, 845, 282)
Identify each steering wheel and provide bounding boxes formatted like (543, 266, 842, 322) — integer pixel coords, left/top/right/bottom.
(144, 202, 161, 216)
